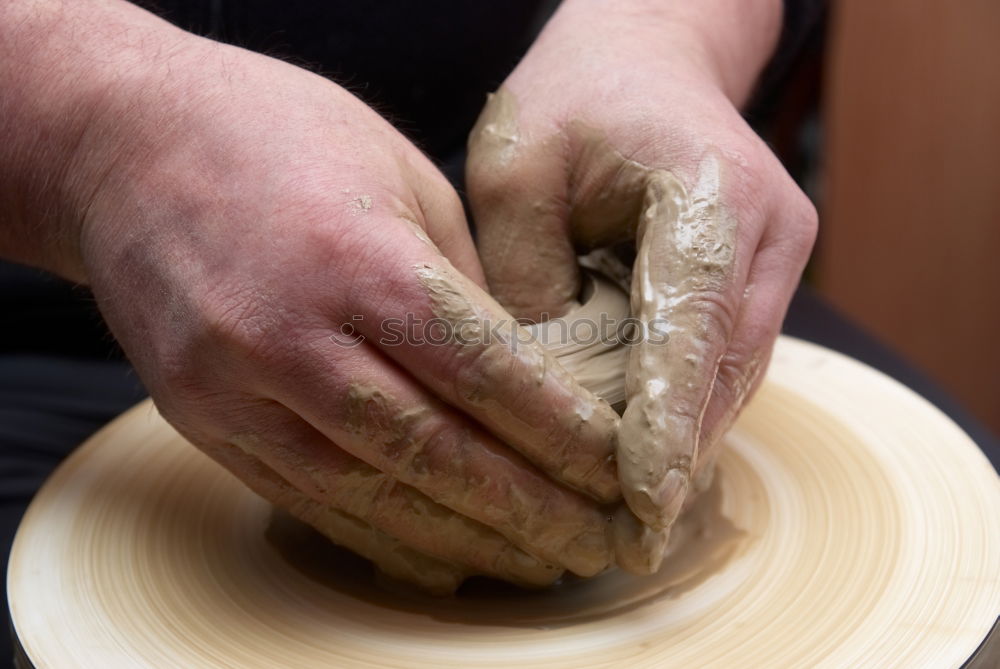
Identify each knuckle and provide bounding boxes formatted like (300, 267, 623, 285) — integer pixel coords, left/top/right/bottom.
(151, 389, 218, 445)
(465, 147, 503, 192)
(790, 193, 820, 253)
(718, 142, 773, 226)
(200, 287, 277, 358)
(766, 191, 817, 268)
(154, 329, 272, 437)
(318, 218, 388, 277)
(337, 235, 425, 319)
(712, 355, 746, 410)
(712, 341, 770, 412)
(276, 192, 424, 316)
(467, 170, 517, 227)
(154, 373, 249, 433)
(684, 290, 739, 343)
(154, 337, 230, 412)
(199, 280, 326, 369)
(466, 154, 533, 222)
(448, 336, 540, 416)
(378, 413, 452, 479)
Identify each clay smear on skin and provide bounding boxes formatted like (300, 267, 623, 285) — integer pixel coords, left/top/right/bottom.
(469, 87, 738, 570)
(467, 88, 582, 316)
(619, 156, 736, 539)
(310, 90, 737, 584)
(343, 381, 610, 577)
(413, 261, 619, 503)
(528, 272, 669, 574)
(269, 461, 748, 617)
(342, 188, 374, 215)
(230, 431, 561, 588)
(468, 89, 520, 169)
(220, 445, 467, 595)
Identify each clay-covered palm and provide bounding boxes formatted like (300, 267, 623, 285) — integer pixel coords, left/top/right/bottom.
(467, 1, 817, 572)
(75, 33, 626, 592)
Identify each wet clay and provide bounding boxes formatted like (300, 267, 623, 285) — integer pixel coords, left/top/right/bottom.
(340, 382, 611, 578)
(525, 271, 629, 411)
(618, 157, 737, 537)
(283, 87, 740, 586)
(469, 88, 739, 559)
(466, 89, 582, 318)
(229, 428, 562, 589)
(267, 465, 747, 627)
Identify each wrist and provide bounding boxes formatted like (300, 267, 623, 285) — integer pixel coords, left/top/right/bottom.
(0, 0, 201, 282)
(673, 0, 783, 105)
(553, 0, 783, 106)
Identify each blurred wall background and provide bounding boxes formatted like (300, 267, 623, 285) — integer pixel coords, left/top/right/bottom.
(818, 0, 1000, 433)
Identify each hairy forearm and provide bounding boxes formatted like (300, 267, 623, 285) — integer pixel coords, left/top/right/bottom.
(0, 0, 192, 281)
(552, 0, 783, 106)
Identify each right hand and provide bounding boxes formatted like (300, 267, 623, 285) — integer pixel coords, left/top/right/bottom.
(61, 14, 626, 592)
(465, 0, 816, 572)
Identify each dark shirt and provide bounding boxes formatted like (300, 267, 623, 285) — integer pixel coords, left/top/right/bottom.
(137, 0, 555, 162)
(133, 0, 824, 162)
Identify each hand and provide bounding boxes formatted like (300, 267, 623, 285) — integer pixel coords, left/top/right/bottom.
(24, 3, 627, 590)
(466, 0, 817, 571)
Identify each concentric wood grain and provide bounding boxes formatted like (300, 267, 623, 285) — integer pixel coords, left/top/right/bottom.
(8, 337, 1000, 668)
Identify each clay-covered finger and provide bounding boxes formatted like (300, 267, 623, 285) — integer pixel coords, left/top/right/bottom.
(282, 486, 467, 596)
(466, 87, 581, 320)
(697, 187, 817, 479)
(346, 220, 621, 503)
(226, 404, 562, 587)
(266, 341, 612, 577)
(464, 90, 632, 499)
(618, 157, 743, 531)
(200, 440, 467, 595)
(611, 504, 670, 575)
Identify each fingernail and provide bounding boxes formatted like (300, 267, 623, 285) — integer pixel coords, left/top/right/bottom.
(656, 467, 690, 528)
(623, 467, 690, 530)
(612, 505, 669, 575)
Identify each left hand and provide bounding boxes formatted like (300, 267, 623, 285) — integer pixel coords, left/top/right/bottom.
(466, 0, 818, 572)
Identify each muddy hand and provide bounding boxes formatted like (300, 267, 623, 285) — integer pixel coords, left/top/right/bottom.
(467, 0, 816, 572)
(2, 1, 629, 588)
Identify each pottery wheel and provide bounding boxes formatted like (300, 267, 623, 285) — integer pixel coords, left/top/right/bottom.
(8, 336, 1000, 668)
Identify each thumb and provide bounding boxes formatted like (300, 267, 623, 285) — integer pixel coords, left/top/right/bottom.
(466, 88, 579, 321)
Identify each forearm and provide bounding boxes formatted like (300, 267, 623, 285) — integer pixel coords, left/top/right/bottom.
(548, 0, 783, 106)
(0, 0, 193, 281)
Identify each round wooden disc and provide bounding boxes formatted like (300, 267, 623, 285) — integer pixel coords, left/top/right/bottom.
(9, 337, 1000, 668)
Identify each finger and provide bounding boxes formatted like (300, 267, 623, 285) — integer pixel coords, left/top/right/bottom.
(611, 504, 670, 575)
(682, 457, 719, 515)
(224, 402, 562, 587)
(466, 88, 580, 320)
(405, 156, 488, 289)
(346, 226, 622, 503)
(287, 494, 466, 595)
(265, 339, 612, 577)
(698, 187, 818, 469)
(199, 439, 467, 596)
(618, 155, 750, 531)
